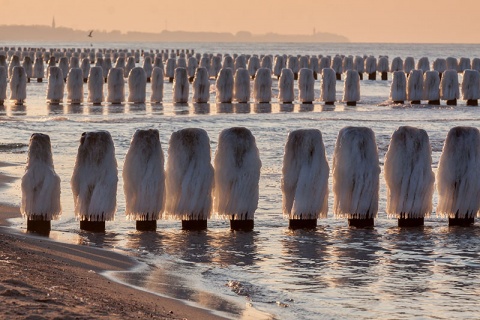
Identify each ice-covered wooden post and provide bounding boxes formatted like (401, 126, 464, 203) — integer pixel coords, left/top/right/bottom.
(123, 129, 165, 231)
(173, 67, 189, 103)
(10, 66, 27, 105)
(390, 71, 407, 104)
(461, 69, 480, 106)
(66, 68, 84, 104)
(106, 67, 125, 104)
(71, 131, 118, 232)
(165, 128, 214, 230)
(298, 68, 315, 104)
(278, 68, 295, 104)
(21, 133, 61, 234)
(321, 68, 336, 105)
(423, 71, 440, 105)
(377, 56, 389, 81)
(87, 66, 104, 105)
(437, 127, 480, 226)
(343, 70, 360, 106)
(192, 67, 210, 103)
(365, 56, 377, 80)
(440, 69, 459, 106)
(407, 69, 423, 105)
(333, 127, 380, 228)
(384, 126, 434, 227)
(127, 67, 147, 103)
(233, 68, 250, 103)
(331, 55, 343, 80)
(214, 127, 261, 231)
(282, 129, 329, 230)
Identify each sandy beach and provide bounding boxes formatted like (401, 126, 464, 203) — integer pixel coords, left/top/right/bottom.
(0, 165, 227, 320)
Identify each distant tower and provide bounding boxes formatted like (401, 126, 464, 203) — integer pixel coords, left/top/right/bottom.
(313, 27, 316, 35)
(52, 16, 56, 29)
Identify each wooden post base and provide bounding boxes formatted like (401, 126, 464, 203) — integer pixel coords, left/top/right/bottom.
(358, 73, 363, 80)
(324, 101, 335, 105)
(289, 219, 317, 230)
(449, 216, 474, 226)
(466, 99, 478, 106)
(411, 100, 421, 105)
(446, 99, 457, 106)
(168, 77, 173, 83)
(381, 72, 388, 80)
(398, 217, 424, 227)
(80, 220, 105, 232)
(313, 71, 318, 80)
(346, 101, 357, 106)
(428, 100, 440, 105)
(393, 100, 404, 104)
(336, 73, 341, 80)
(27, 219, 51, 234)
(230, 219, 254, 231)
(302, 101, 313, 104)
(348, 218, 374, 228)
(182, 219, 207, 231)
(136, 220, 157, 231)
(368, 73, 376, 80)
(37, 78, 43, 83)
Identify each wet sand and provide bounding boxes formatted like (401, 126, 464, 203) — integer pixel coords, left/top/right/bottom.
(0, 164, 227, 319)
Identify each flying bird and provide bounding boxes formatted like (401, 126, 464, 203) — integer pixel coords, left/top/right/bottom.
(88, 30, 93, 38)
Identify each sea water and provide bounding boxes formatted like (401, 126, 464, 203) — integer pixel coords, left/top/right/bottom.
(1, 42, 480, 319)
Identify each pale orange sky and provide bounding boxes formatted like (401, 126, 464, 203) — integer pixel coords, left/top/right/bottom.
(2, 0, 479, 43)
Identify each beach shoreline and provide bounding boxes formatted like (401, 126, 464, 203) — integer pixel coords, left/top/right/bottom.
(0, 165, 229, 320)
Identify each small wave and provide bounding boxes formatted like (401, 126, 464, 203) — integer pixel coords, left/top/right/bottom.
(0, 143, 28, 152)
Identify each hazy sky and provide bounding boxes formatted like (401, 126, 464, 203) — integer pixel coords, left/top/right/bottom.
(2, 0, 479, 43)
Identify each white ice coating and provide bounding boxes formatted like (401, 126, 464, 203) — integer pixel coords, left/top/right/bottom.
(58, 57, 69, 81)
(321, 68, 336, 102)
(247, 56, 260, 77)
(282, 129, 329, 219)
(233, 68, 250, 103)
(440, 70, 459, 100)
(343, 70, 360, 102)
(142, 56, 153, 79)
(173, 67, 189, 103)
(33, 57, 44, 78)
(390, 57, 403, 72)
(331, 55, 343, 74)
(223, 56, 234, 70)
(422, 71, 440, 101)
(461, 69, 480, 100)
(261, 55, 273, 71)
(125, 56, 135, 77)
(403, 57, 415, 74)
(354, 56, 364, 73)
(319, 56, 331, 71)
(436, 127, 480, 218)
(298, 68, 315, 103)
(10, 66, 27, 102)
(384, 126, 434, 218)
(213, 127, 261, 220)
(22, 57, 33, 78)
(66, 68, 84, 103)
(165, 128, 214, 220)
(127, 67, 147, 103)
(253, 68, 272, 103)
(187, 57, 198, 78)
(298, 56, 309, 69)
(0, 67, 6, 102)
(216, 68, 234, 103)
(445, 57, 457, 71)
(342, 56, 354, 71)
(287, 56, 299, 74)
(165, 58, 176, 78)
(21, 133, 61, 220)
(150, 67, 164, 103)
(273, 55, 284, 77)
(192, 67, 210, 103)
(123, 129, 165, 221)
(390, 71, 407, 101)
(278, 68, 295, 103)
(458, 57, 471, 72)
(106, 67, 125, 103)
(234, 55, 247, 70)
(377, 56, 389, 73)
(333, 127, 380, 219)
(87, 66, 104, 104)
(472, 58, 480, 72)
(8, 55, 20, 78)
(177, 57, 187, 69)
(80, 58, 90, 80)
(416, 57, 430, 73)
(433, 58, 447, 74)
(365, 56, 377, 74)
(407, 69, 423, 101)
(154, 56, 164, 70)
(71, 131, 118, 221)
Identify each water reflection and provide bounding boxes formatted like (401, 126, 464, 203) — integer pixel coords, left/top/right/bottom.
(151, 103, 164, 115)
(11, 104, 26, 116)
(279, 103, 294, 112)
(254, 103, 272, 113)
(174, 102, 189, 115)
(321, 104, 336, 112)
(48, 104, 64, 115)
(298, 104, 314, 112)
(193, 103, 210, 114)
(88, 105, 104, 115)
(216, 103, 233, 114)
(128, 103, 146, 114)
(210, 230, 258, 266)
(161, 230, 213, 263)
(66, 104, 84, 114)
(234, 103, 251, 114)
(0, 105, 6, 116)
(106, 104, 125, 114)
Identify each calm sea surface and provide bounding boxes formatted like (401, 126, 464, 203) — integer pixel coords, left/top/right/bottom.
(1, 42, 480, 319)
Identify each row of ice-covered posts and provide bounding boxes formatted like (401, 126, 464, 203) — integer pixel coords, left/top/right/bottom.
(22, 125, 480, 234)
